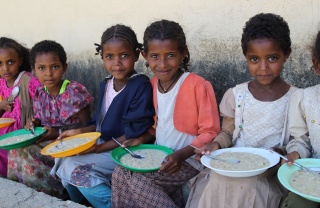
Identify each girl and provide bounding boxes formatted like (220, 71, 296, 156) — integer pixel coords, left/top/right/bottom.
(280, 31, 320, 208)
(53, 24, 154, 207)
(111, 20, 220, 208)
(13, 40, 93, 199)
(186, 13, 296, 208)
(0, 37, 40, 177)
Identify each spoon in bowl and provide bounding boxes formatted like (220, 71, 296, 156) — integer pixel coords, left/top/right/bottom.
(190, 145, 240, 164)
(8, 86, 19, 102)
(268, 148, 320, 173)
(111, 137, 143, 159)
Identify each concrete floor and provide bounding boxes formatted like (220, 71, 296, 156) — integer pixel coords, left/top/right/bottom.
(0, 177, 88, 208)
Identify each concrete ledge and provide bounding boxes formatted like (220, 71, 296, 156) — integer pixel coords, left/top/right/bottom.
(0, 177, 88, 208)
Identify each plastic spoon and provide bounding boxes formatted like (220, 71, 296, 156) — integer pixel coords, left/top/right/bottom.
(8, 86, 19, 102)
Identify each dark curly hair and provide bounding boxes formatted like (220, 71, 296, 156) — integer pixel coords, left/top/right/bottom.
(312, 31, 320, 66)
(30, 40, 67, 67)
(95, 24, 142, 55)
(0, 37, 31, 72)
(143, 19, 190, 71)
(241, 13, 291, 55)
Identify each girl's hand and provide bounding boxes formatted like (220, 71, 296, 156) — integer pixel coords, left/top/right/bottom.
(194, 142, 221, 161)
(282, 151, 300, 165)
(36, 126, 59, 143)
(0, 99, 13, 112)
(160, 151, 184, 174)
(59, 129, 81, 139)
(25, 118, 41, 130)
(121, 138, 142, 148)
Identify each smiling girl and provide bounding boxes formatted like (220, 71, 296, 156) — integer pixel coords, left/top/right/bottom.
(111, 20, 220, 208)
(52, 25, 154, 207)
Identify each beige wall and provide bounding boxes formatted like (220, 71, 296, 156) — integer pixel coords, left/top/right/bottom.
(1, 0, 320, 104)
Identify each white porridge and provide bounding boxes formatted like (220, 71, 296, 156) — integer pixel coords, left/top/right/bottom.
(0, 119, 13, 124)
(0, 134, 34, 146)
(209, 152, 270, 171)
(46, 137, 91, 154)
(290, 170, 320, 198)
(120, 149, 167, 169)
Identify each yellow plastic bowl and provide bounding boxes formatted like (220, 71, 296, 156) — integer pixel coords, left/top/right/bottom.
(0, 118, 16, 128)
(41, 132, 101, 158)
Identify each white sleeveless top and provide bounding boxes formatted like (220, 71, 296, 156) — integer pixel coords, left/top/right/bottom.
(232, 82, 296, 148)
(156, 72, 202, 170)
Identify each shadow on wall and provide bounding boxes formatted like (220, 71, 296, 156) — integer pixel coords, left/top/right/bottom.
(64, 45, 320, 117)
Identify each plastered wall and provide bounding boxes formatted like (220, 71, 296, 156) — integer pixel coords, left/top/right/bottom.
(1, 0, 320, 108)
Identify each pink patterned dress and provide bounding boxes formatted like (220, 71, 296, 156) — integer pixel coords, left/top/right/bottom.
(0, 72, 39, 177)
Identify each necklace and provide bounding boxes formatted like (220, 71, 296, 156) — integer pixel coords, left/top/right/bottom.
(158, 70, 183, 93)
(114, 79, 126, 87)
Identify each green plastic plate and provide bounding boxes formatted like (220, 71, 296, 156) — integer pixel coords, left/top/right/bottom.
(278, 158, 320, 203)
(0, 127, 47, 150)
(111, 144, 173, 173)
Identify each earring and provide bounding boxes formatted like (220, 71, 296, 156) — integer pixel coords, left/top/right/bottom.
(145, 62, 149, 68)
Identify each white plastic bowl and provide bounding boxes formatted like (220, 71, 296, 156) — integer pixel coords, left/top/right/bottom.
(201, 147, 280, 177)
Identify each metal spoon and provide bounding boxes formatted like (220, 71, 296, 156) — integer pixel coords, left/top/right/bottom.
(55, 129, 63, 149)
(190, 145, 240, 164)
(8, 86, 19, 102)
(30, 124, 37, 136)
(268, 148, 320, 173)
(111, 137, 143, 159)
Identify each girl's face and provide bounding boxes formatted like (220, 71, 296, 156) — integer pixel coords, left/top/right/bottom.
(102, 39, 139, 84)
(245, 39, 290, 85)
(33, 52, 66, 94)
(142, 39, 187, 83)
(0, 48, 22, 85)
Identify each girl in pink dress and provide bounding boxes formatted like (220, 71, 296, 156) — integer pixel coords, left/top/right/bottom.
(0, 37, 40, 177)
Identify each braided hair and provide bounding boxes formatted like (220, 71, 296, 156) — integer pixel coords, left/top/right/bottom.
(0, 37, 31, 72)
(143, 20, 190, 71)
(30, 40, 67, 67)
(241, 13, 291, 56)
(95, 24, 142, 55)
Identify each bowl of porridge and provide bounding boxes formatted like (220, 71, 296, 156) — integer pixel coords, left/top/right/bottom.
(278, 158, 320, 202)
(41, 132, 101, 158)
(0, 118, 16, 128)
(201, 147, 280, 177)
(111, 144, 173, 172)
(0, 127, 46, 150)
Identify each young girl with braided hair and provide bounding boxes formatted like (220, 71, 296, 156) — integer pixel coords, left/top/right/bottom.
(0, 37, 40, 177)
(53, 24, 154, 207)
(111, 19, 220, 208)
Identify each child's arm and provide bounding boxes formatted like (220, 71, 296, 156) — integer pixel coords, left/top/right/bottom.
(76, 105, 91, 127)
(160, 145, 195, 174)
(286, 89, 312, 158)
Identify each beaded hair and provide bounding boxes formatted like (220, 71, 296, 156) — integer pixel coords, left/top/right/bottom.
(143, 19, 190, 71)
(30, 40, 67, 67)
(0, 37, 31, 72)
(241, 13, 291, 55)
(95, 24, 142, 55)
